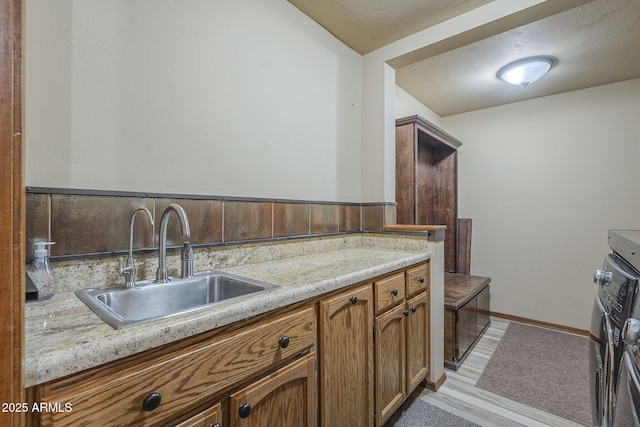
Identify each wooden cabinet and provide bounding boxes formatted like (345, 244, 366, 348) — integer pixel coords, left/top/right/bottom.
(374, 262, 430, 426)
(375, 304, 406, 423)
(406, 263, 430, 296)
(35, 306, 316, 427)
(444, 273, 491, 370)
(319, 284, 374, 427)
(406, 291, 430, 392)
(30, 261, 432, 427)
(396, 115, 462, 272)
(174, 403, 222, 427)
(229, 353, 316, 427)
(375, 272, 406, 312)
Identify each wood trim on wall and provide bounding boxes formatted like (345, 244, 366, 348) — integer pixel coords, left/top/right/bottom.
(490, 311, 589, 337)
(0, 0, 24, 426)
(424, 372, 447, 392)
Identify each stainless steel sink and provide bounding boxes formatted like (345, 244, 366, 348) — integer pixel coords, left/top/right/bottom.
(76, 271, 278, 329)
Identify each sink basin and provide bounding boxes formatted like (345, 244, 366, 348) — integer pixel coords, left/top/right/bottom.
(76, 271, 279, 329)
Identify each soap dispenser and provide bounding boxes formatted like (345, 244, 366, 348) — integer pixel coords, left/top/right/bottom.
(28, 241, 55, 292)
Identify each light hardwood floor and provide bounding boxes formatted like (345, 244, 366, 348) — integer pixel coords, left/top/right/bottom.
(413, 317, 587, 427)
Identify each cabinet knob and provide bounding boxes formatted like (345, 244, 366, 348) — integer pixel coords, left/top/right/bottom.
(142, 392, 162, 411)
(411, 306, 417, 313)
(349, 295, 358, 304)
(403, 310, 409, 317)
(419, 277, 425, 283)
(211, 424, 221, 427)
(391, 289, 398, 296)
(239, 403, 252, 418)
(279, 335, 290, 349)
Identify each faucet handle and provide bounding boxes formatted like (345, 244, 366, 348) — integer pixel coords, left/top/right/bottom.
(118, 257, 128, 273)
(119, 257, 135, 287)
(181, 242, 194, 279)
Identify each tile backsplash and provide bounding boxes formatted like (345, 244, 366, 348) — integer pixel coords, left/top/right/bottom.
(26, 188, 396, 261)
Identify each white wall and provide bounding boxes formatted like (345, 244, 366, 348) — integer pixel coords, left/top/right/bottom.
(25, 0, 363, 202)
(443, 78, 640, 329)
(395, 86, 442, 125)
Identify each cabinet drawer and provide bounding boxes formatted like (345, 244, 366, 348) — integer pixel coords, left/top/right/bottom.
(375, 272, 405, 313)
(174, 402, 221, 427)
(406, 263, 429, 296)
(41, 306, 316, 427)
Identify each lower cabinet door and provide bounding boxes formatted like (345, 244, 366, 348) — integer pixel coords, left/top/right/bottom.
(319, 284, 374, 427)
(229, 353, 316, 427)
(406, 291, 429, 394)
(174, 403, 222, 427)
(375, 304, 406, 426)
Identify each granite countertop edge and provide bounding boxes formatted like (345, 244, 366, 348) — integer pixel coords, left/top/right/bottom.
(25, 248, 429, 388)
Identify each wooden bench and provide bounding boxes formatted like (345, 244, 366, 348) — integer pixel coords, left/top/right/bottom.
(444, 273, 491, 370)
(382, 222, 490, 370)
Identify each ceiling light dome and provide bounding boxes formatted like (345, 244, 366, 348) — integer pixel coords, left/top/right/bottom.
(496, 56, 556, 87)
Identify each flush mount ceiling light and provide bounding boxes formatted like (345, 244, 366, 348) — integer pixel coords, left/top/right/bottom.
(496, 56, 556, 87)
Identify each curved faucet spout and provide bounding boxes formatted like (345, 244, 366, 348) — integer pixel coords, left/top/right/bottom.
(155, 203, 191, 283)
(119, 207, 155, 288)
(129, 207, 155, 264)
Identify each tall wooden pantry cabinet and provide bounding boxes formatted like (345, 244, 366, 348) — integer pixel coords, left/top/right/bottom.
(395, 115, 462, 272)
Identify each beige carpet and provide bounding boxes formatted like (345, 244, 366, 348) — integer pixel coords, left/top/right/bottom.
(475, 322, 592, 426)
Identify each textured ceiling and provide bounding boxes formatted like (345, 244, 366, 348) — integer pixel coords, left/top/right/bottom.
(287, 0, 492, 54)
(396, 0, 640, 116)
(290, 0, 640, 116)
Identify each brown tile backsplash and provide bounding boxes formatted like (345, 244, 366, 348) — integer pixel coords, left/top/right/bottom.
(26, 189, 396, 259)
(223, 200, 273, 243)
(362, 205, 385, 231)
(384, 204, 397, 227)
(26, 193, 50, 259)
(310, 204, 339, 234)
(155, 198, 222, 247)
(50, 194, 155, 256)
(340, 204, 361, 232)
(274, 202, 309, 237)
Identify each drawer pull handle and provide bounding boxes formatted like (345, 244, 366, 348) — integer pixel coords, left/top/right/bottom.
(349, 296, 358, 304)
(403, 310, 410, 317)
(391, 289, 398, 296)
(142, 392, 162, 411)
(279, 335, 290, 349)
(419, 277, 425, 283)
(239, 403, 252, 418)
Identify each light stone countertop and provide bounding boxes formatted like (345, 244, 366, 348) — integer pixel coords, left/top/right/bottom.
(25, 238, 429, 388)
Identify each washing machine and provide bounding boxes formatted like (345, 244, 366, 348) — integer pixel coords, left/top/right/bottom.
(591, 230, 640, 426)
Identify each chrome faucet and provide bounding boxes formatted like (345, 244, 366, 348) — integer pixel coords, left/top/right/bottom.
(181, 241, 194, 279)
(119, 207, 155, 288)
(155, 203, 191, 283)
